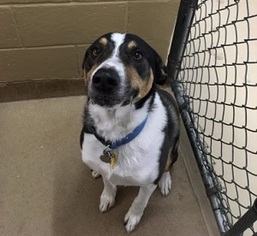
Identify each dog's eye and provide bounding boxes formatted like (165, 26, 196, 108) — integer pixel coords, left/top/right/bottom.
(133, 51, 143, 61)
(91, 47, 101, 57)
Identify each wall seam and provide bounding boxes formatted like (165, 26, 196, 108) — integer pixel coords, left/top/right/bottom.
(0, 44, 91, 51)
(0, 1, 129, 7)
(124, 1, 129, 33)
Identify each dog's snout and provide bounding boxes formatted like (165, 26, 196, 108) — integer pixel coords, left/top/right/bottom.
(92, 68, 120, 91)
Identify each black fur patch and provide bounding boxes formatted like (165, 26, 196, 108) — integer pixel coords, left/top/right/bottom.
(82, 33, 115, 72)
(154, 89, 180, 184)
(119, 34, 167, 84)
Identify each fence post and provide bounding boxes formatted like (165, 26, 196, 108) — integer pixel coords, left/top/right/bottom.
(224, 199, 257, 236)
(167, 0, 198, 82)
(167, 0, 227, 234)
(168, 0, 257, 235)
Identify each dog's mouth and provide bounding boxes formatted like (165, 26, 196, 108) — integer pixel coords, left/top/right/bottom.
(89, 94, 122, 107)
(88, 84, 137, 107)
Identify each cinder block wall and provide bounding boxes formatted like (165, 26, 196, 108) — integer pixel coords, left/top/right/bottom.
(0, 0, 180, 102)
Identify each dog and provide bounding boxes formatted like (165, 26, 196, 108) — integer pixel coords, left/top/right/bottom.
(80, 32, 180, 233)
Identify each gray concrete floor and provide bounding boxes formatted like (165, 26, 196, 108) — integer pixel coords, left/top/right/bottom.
(0, 96, 219, 236)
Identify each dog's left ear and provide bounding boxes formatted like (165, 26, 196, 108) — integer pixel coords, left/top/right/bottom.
(82, 48, 91, 72)
(151, 50, 168, 85)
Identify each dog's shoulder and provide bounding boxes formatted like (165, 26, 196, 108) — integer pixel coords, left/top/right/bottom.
(156, 88, 180, 128)
(156, 88, 178, 113)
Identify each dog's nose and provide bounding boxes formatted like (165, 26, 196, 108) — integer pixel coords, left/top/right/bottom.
(92, 68, 120, 91)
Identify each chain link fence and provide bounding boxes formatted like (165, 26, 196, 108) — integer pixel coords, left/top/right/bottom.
(168, 0, 257, 235)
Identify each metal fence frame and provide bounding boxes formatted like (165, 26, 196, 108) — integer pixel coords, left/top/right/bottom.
(168, 0, 257, 235)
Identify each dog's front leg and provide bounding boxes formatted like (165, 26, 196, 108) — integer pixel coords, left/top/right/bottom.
(124, 183, 157, 233)
(99, 177, 117, 212)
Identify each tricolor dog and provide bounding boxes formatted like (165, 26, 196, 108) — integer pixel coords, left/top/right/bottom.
(80, 32, 180, 233)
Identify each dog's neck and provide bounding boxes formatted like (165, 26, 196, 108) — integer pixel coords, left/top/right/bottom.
(88, 100, 150, 142)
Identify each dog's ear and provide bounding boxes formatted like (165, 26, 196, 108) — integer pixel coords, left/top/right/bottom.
(82, 48, 90, 72)
(151, 49, 168, 85)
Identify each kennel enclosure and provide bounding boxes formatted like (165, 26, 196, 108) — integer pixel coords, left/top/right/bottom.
(168, 0, 257, 235)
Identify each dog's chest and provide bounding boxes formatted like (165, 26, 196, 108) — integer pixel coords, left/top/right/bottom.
(83, 93, 168, 185)
(107, 145, 159, 185)
(82, 128, 164, 186)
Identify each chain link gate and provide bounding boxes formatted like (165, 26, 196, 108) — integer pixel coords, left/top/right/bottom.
(168, 0, 257, 235)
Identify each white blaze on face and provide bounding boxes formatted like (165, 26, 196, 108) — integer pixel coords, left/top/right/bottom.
(111, 33, 126, 58)
(90, 33, 126, 84)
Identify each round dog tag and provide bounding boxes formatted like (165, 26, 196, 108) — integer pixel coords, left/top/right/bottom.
(100, 154, 111, 164)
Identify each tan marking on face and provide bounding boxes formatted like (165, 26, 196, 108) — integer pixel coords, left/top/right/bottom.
(99, 37, 108, 46)
(84, 64, 99, 81)
(128, 40, 137, 49)
(126, 67, 154, 101)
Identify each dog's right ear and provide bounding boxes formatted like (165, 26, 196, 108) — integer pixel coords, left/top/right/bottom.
(151, 49, 168, 85)
(82, 48, 91, 72)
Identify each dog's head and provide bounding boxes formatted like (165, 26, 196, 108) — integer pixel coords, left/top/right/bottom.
(82, 32, 167, 107)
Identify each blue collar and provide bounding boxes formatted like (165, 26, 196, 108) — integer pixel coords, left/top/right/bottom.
(91, 116, 148, 150)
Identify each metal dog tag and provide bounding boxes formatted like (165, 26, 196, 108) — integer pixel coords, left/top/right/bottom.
(100, 154, 111, 164)
(100, 146, 116, 168)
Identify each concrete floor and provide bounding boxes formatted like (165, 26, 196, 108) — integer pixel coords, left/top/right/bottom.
(0, 96, 220, 236)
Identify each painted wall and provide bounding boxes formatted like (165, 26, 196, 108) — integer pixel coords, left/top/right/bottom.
(0, 0, 180, 101)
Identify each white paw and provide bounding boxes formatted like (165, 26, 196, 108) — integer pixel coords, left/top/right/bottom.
(91, 170, 100, 179)
(158, 172, 172, 196)
(99, 191, 115, 212)
(124, 208, 143, 233)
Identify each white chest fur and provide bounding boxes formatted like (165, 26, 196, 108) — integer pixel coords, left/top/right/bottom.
(82, 93, 167, 186)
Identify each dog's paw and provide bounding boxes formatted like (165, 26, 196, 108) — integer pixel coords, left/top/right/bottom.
(124, 208, 143, 233)
(99, 191, 115, 212)
(158, 172, 172, 197)
(91, 170, 100, 179)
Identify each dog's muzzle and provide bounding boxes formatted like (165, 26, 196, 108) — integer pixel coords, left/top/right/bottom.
(89, 68, 125, 107)
(92, 68, 120, 93)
